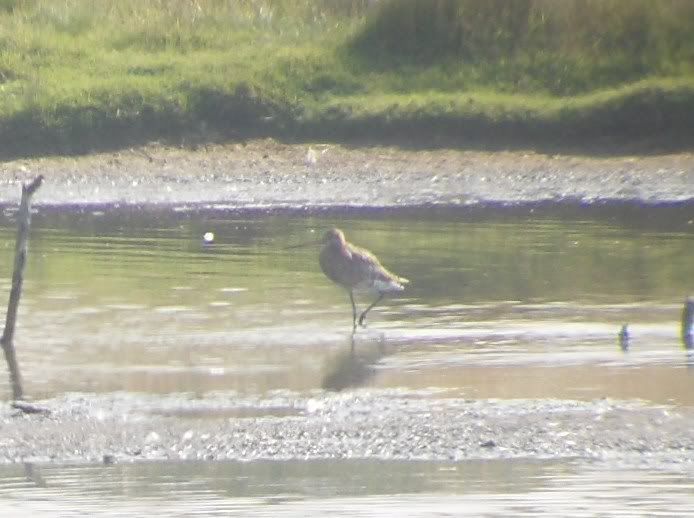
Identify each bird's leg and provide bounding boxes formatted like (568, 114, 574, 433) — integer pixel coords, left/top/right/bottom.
(349, 290, 358, 330)
(358, 293, 384, 327)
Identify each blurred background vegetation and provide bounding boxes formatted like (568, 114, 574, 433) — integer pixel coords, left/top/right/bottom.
(1, 0, 693, 156)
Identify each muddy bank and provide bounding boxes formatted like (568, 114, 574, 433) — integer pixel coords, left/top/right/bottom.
(0, 140, 693, 208)
(1, 392, 692, 466)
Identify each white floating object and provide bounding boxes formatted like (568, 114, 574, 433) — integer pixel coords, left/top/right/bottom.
(203, 231, 215, 243)
(145, 431, 161, 445)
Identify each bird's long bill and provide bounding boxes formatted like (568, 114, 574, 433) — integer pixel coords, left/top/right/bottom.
(283, 238, 322, 250)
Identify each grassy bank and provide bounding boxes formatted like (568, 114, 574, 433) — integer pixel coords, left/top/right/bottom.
(1, 0, 694, 157)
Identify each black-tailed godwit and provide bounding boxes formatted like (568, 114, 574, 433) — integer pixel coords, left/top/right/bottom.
(318, 228, 408, 329)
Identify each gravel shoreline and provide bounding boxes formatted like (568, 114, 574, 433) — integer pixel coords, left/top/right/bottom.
(2, 392, 693, 466)
(0, 139, 693, 208)
(1, 140, 693, 467)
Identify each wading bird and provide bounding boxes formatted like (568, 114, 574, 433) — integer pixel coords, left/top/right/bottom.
(318, 228, 408, 329)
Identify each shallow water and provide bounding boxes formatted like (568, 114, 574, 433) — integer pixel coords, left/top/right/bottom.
(0, 458, 692, 517)
(0, 205, 693, 515)
(0, 206, 691, 404)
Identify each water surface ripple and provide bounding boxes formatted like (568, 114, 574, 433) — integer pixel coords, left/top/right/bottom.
(0, 206, 692, 516)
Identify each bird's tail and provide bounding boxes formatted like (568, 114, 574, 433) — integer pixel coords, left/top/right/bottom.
(389, 276, 409, 291)
(374, 274, 408, 292)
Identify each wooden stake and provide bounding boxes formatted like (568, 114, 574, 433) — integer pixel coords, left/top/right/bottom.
(1, 175, 43, 401)
(683, 296, 694, 350)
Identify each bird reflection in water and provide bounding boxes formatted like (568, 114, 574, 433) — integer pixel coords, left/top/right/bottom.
(24, 463, 46, 488)
(321, 333, 392, 392)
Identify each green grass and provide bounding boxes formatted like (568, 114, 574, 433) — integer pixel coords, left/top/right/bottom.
(1, 0, 694, 157)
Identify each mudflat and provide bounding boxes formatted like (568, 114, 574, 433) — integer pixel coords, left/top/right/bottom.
(0, 139, 692, 207)
(0, 140, 693, 468)
(1, 392, 693, 466)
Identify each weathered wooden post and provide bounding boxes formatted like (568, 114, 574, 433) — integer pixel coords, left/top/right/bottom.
(1, 175, 43, 401)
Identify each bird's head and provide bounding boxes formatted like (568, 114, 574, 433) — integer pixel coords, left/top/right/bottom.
(323, 228, 346, 246)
